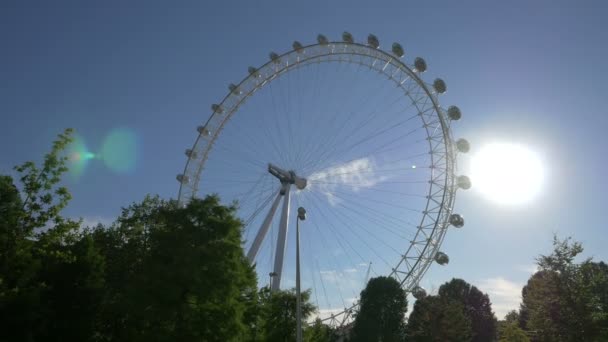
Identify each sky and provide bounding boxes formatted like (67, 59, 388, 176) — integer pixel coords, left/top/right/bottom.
(2, 0, 608, 320)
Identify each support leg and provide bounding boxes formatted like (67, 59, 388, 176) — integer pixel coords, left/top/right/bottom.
(271, 184, 291, 291)
(246, 189, 283, 263)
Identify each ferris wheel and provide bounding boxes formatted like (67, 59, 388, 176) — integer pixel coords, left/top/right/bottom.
(177, 32, 470, 326)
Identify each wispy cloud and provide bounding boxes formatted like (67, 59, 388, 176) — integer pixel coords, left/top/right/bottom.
(308, 158, 387, 205)
(477, 277, 523, 320)
(319, 268, 365, 302)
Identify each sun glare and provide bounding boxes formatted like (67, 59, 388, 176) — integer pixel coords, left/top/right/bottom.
(471, 143, 545, 205)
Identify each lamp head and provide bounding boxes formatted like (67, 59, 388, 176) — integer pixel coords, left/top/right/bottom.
(297, 207, 306, 220)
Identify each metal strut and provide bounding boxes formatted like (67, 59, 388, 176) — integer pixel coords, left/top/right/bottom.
(246, 189, 283, 263)
(271, 183, 291, 291)
(246, 163, 308, 291)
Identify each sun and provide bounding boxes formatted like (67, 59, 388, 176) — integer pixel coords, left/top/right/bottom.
(470, 143, 545, 205)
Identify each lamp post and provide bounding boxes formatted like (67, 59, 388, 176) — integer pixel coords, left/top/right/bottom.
(296, 206, 306, 342)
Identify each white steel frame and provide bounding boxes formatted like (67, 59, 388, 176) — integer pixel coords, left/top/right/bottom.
(177, 39, 461, 327)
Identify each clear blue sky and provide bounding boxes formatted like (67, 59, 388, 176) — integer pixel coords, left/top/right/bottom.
(1, 0, 607, 319)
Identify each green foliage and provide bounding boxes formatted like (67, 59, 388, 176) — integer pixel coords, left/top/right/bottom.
(520, 236, 608, 341)
(498, 311, 528, 342)
(406, 278, 496, 342)
(304, 318, 336, 342)
(0, 129, 106, 341)
(1, 131, 259, 341)
(519, 271, 561, 340)
(504, 310, 520, 325)
(407, 295, 472, 342)
(92, 195, 258, 341)
(351, 276, 408, 342)
(499, 323, 530, 342)
(437, 278, 497, 342)
(5, 132, 607, 342)
(14, 128, 74, 231)
(257, 286, 316, 342)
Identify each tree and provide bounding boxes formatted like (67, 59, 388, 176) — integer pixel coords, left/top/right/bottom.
(0, 129, 107, 341)
(438, 278, 497, 342)
(497, 310, 525, 340)
(351, 276, 408, 342)
(499, 323, 530, 342)
(504, 310, 520, 326)
(407, 295, 472, 342)
(92, 195, 258, 341)
(576, 261, 608, 339)
(304, 318, 336, 342)
(520, 236, 608, 341)
(519, 270, 562, 341)
(257, 286, 316, 342)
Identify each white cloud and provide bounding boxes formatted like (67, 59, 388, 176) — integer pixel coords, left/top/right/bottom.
(315, 308, 351, 322)
(477, 277, 523, 320)
(308, 158, 387, 205)
(318, 268, 365, 301)
(79, 216, 113, 228)
(319, 270, 340, 283)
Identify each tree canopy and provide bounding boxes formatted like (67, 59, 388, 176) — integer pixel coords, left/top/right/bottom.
(407, 295, 472, 342)
(0, 129, 258, 341)
(351, 276, 408, 342)
(438, 278, 497, 342)
(499, 323, 530, 342)
(256, 286, 317, 341)
(3, 130, 607, 342)
(407, 278, 496, 341)
(89, 194, 258, 341)
(520, 236, 608, 341)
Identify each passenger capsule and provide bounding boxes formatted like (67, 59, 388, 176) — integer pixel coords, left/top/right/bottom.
(367, 34, 380, 48)
(269, 52, 280, 63)
(293, 41, 304, 52)
(229, 83, 242, 95)
(185, 149, 198, 159)
(197, 126, 210, 136)
(391, 43, 404, 57)
(414, 57, 427, 72)
(447, 106, 462, 120)
(449, 214, 464, 228)
(211, 104, 224, 114)
(412, 286, 427, 299)
(457, 175, 471, 190)
(176, 174, 189, 184)
(342, 31, 354, 43)
(435, 252, 450, 265)
(456, 138, 470, 153)
(433, 78, 447, 94)
(248, 66, 260, 77)
(317, 34, 329, 45)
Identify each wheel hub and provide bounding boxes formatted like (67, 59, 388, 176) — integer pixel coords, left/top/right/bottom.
(268, 163, 307, 190)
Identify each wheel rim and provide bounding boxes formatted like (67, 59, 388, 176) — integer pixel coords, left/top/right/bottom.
(177, 38, 465, 327)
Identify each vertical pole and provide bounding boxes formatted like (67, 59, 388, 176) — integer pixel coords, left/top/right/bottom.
(271, 184, 290, 291)
(296, 216, 302, 342)
(246, 189, 283, 263)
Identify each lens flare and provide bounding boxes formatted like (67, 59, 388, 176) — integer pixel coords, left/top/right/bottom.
(67, 134, 94, 180)
(100, 128, 139, 174)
